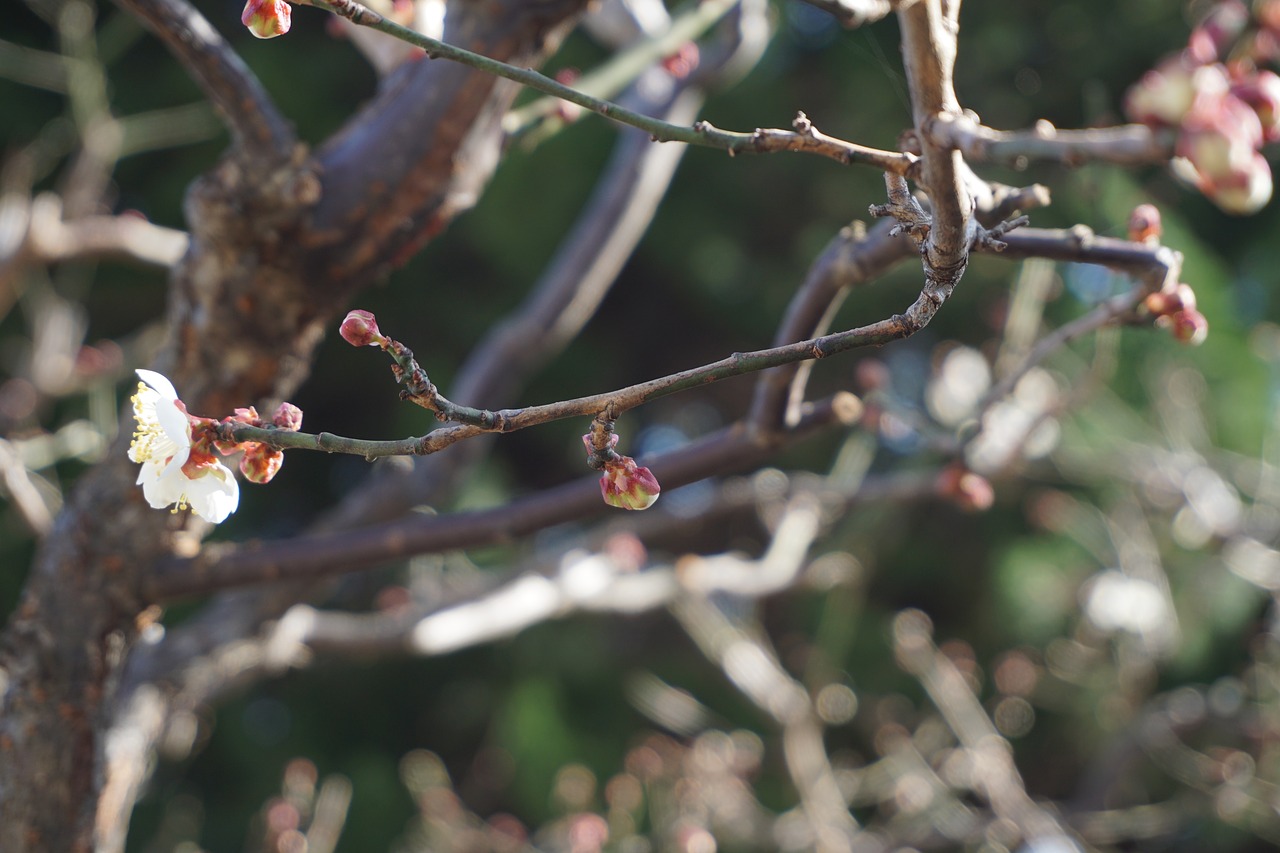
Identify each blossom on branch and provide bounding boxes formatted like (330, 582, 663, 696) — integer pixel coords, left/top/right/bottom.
(129, 370, 239, 523)
(339, 309, 385, 347)
(242, 0, 292, 39)
(583, 432, 661, 511)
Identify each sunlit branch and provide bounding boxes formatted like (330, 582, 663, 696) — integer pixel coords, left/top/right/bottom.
(306, 0, 916, 173)
(927, 112, 1176, 167)
(149, 392, 864, 600)
(217, 279, 927, 458)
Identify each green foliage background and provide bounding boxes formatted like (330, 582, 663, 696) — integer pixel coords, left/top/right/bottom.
(4, 0, 1280, 849)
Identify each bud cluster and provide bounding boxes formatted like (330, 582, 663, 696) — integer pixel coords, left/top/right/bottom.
(1125, 0, 1278, 214)
(217, 402, 305, 485)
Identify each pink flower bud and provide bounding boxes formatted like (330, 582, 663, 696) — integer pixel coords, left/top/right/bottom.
(1126, 56, 1228, 127)
(1127, 204, 1162, 243)
(1187, 0, 1249, 64)
(1158, 308, 1210, 345)
(600, 456, 661, 511)
(1144, 283, 1196, 317)
(241, 445, 284, 484)
(661, 43, 700, 80)
(1230, 69, 1280, 141)
(1201, 150, 1273, 214)
(340, 309, 384, 347)
(273, 402, 303, 431)
(242, 0, 291, 39)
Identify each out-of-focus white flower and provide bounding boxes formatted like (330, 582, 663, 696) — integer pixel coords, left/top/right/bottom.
(128, 369, 238, 524)
(1080, 568, 1172, 635)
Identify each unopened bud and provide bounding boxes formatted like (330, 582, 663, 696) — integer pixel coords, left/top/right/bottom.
(600, 456, 661, 510)
(242, 0, 291, 39)
(1231, 69, 1280, 141)
(1163, 308, 1210, 345)
(273, 402, 303, 431)
(241, 445, 284, 484)
(340, 309, 384, 347)
(1144, 282, 1196, 316)
(1127, 204, 1162, 243)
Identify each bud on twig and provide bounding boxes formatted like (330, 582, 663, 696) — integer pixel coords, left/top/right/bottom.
(242, 0, 292, 38)
(340, 310, 385, 347)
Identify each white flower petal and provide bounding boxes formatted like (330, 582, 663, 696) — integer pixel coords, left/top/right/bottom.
(136, 369, 179, 401)
(185, 464, 240, 524)
(140, 461, 188, 510)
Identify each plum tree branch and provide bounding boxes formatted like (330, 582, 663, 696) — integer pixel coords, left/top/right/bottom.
(927, 112, 1176, 167)
(112, 0, 294, 158)
(306, 0, 916, 173)
(215, 280, 935, 458)
(148, 392, 865, 600)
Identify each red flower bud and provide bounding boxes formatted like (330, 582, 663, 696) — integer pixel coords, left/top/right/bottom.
(340, 309, 384, 347)
(242, 0, 291, 39)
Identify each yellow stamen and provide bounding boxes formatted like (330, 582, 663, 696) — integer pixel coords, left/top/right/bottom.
(130, 382, 167, 463)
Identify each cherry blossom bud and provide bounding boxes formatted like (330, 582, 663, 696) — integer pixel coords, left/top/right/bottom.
(1187, 0, 1249, 64)
(1202, 151, 1273, 214)
(1163, 308, 1210, 345)
(1144, 282, 1196, 317)
(241, 445, 284, 484)
(242, 0, 291, 39)
(1126, 57, 1228, 127)
(661, 43, 700, 79)
(273, 402, 303, 431)
(340, 309, 384, 347)
(1230, 70, 1280, 141)
(599, 456, 661, 510)
(1127, 204, 1162, 243)
(1177, 94, 1263, 175)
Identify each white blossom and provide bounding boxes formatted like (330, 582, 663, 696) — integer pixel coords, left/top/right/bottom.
(128, 369, 238, 523)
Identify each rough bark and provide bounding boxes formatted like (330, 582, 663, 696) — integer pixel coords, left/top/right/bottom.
(0, 0, 587, 848)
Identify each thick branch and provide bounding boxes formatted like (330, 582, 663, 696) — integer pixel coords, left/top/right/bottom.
(111, 0, 294, 158)
(897, 0, 972, 278)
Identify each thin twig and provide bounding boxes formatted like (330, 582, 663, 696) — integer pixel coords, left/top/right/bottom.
(149, 392, 864, 600)
(217, 286, 932, 458)
(307, 0, 915, 173)
(893, 609, 1072, 844)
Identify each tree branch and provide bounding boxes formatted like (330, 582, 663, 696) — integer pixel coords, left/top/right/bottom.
(147, 392, 865, 600)
(111, 0, 294, 159)
(927, 113, 1176, 167)
(307, 0, 915, 178)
